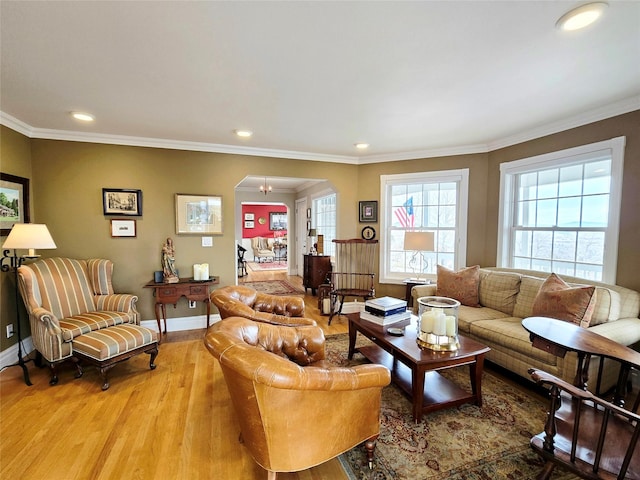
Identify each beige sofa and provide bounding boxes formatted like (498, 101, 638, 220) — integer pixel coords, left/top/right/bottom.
(412, 267, 640, 392)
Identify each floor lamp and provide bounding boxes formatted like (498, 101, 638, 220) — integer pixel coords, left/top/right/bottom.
(404, 231, 435, 281)
(1, 223, 57, 386)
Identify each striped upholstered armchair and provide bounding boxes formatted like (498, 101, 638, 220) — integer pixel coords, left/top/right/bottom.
(17, 257, 159, 390)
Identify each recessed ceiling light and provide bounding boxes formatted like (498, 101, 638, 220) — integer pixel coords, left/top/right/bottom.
(355, 143, 369, 149)
(556, 2, 608, 31)
(71, 111, 95, 122)
(234, 129, 253, 138)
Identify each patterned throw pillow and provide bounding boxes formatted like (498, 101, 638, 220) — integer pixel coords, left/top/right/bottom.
(531, 273, 597, 328)
(436, 265, 481, 307)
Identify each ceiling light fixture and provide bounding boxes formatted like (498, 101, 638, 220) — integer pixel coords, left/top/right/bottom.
(259, 177, 272, 195)
(71, 111, 95, 122)
(355, 143, 369, 149)
(235, 129, 253, 138)
(556, 2, 608, 31)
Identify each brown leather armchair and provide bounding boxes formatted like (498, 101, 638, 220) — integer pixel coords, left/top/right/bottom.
(204, 317, 391, 479)
(210, 285, 316, 326)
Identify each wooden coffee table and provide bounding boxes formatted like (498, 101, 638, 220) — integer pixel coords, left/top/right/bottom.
(348, 313, 490, 423)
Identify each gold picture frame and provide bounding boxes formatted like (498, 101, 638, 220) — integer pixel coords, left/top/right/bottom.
(175, 194, 223, 235)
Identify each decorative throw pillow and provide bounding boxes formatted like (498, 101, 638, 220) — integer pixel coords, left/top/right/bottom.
(531, 273, 597, 328)
(436, 265, 481, 307)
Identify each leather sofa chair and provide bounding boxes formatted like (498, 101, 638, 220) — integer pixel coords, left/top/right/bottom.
(204, 317, 391, 479)
(210, 285, 316, 326)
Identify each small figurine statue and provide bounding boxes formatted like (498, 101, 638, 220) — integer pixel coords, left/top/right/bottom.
(162, 237, 179, 283)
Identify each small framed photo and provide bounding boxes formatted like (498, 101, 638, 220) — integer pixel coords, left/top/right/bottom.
(110, 219, 136, 237)
(244, 220, 254, 228)
(0, 173, 30, 236)
(359, 200, 378, 223)
(244, 213, 255, 221)
(103, 188, 142, 216)
(175, 193, 223, 235)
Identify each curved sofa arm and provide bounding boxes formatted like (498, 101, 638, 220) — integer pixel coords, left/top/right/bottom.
(211, 291, 315, 326)
(29, 306, 63, 336)
(411, 284, 438, 313)
(254, 292, 305, 317)
(94, 294, 139, 323)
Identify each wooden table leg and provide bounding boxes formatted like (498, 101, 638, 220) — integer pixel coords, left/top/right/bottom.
(154, 302, 163, 336)
(412, 366, 425, 423)
(348, 319, 357, 360)
(470, 354, 485, 407)
(160, 304, 168, 334)
(205, 298, 211, 329)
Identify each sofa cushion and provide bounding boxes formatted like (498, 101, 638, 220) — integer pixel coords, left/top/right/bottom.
(59, 311, 132, 341)
(457, 306, 511, 334)
(436, 265, 480, 307)
(532, 273, 596, 328)
(478, 270, 521, 315)
(469, 318, 558, 366)
(589, 287, 620, 326)
(513, 276, 545, 319)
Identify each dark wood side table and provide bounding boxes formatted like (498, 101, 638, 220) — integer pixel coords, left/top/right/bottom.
(303, 254, 331, 295)
(523, 316, 640, 404)
(144, 277, 219, 334)
(403, 278, 431, 307)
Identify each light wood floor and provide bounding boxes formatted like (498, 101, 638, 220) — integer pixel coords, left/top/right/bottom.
(0, 267, 350, 480)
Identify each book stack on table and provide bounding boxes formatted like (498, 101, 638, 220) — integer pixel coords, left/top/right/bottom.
(361, 296, 411, 326)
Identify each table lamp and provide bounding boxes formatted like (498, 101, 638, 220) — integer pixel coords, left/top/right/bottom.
(1, 223, 57, 385)
(403, 231, 435, 281)
(308, 228, 317, 254)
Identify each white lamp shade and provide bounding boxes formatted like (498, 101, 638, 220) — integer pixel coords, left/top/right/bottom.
(404, 231, 435, 252)
(2, 224, 57, 250)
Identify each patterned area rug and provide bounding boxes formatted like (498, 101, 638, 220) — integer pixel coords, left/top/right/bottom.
(324, 334, 578, 480)
(240, 280, 303, 295)
(247, 261, 288, 271)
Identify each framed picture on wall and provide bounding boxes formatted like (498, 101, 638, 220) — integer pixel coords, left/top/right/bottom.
(0, 173, 30, 236)
(102, 188, 143, 216)
(175, 193, 223, 235)
(269, 212, 287, 230)
(110, 219, 136, 237)
(359, 200, 378, 223)
(244, 220, 254, 228)
(244, 213, 254, 221)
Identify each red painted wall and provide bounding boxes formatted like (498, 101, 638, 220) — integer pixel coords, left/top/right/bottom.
(242, 204, 287, 238)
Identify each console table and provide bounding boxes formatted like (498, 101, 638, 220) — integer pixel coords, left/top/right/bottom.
(144, 277, 219, 334)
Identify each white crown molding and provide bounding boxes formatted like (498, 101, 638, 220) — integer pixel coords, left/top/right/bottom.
(486, 96, 640, 152)
(2, 96, 638, 164)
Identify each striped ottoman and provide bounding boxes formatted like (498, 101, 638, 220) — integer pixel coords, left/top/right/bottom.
(72, 324, 159, 390)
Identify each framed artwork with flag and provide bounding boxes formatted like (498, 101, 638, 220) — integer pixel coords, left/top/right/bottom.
(394, 196, 415, 227)
(359, 201, 377, 222)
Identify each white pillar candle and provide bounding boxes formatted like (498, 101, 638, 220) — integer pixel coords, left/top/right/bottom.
(433, 312, 447, 336)
(323, 298, 331, 315)
(193, 264, 201, 280)
(201, 263, 209, 280)
(445, 316, 457, 336)
(421, 311, 434, 333)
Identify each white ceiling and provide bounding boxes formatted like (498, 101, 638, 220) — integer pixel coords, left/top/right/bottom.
(1, 1, 639, 164)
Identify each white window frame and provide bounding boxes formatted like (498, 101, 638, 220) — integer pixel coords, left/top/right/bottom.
(312, 190, 337, 258)
(379, 169, 469, 284)
(497, 136, 625, 284)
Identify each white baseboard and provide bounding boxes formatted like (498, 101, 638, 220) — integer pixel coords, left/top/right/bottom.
(0, 315, 221, 370)
(0, 337, 34, 370)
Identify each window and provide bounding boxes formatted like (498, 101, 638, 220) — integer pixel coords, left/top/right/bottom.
(380, 170, 469, 283)
(498, 137, 625, 283)
(313, 192, 337, 257)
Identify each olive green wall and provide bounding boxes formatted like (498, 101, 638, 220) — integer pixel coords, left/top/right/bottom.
(485, 110, 640, 292)
(27, 140, 359, 322)
(0, 126, 32, 351)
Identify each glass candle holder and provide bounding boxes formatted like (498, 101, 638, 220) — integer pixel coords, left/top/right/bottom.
(416, 296, 460, 351)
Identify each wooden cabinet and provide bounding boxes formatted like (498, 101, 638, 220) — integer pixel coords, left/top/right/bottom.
(303, 255, 332, 295)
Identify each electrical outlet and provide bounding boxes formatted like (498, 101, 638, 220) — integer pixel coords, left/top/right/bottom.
(188, 300, 196, 308)
(6, 324, 14, 338)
